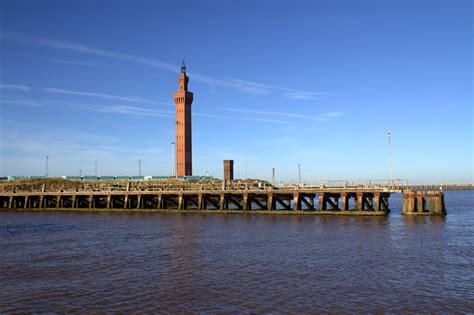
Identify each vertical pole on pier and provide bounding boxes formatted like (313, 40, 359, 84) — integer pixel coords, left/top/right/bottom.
(45, 155, 49, 178)
(388, 130, 393, 185)
(298, 164, 301, 184)
(106, 194, 111, 208)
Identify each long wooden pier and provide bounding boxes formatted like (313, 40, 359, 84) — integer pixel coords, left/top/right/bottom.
(0, 188, 446, 216)
(0, 179, 448, 215)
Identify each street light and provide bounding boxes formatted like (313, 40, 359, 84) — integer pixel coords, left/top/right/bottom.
(95, 158, 98, 177)
(138, 159, 142, 177)
(171, 142, 175, 177)
(388, 130, 393, 185)
(45, 155, 49, 178)
(298, 163, 301, 184)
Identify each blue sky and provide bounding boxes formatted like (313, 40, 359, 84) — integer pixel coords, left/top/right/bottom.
(0, 0, 472, 183)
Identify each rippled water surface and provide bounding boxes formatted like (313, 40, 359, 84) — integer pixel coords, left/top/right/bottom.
(1, 191, 473, 313)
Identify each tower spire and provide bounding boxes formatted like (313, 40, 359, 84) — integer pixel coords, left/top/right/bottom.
(181, 60, 186, 73)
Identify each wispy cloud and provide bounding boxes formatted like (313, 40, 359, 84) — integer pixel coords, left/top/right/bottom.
(242, 118, 293, 125)
(1, 31, 325, 100)
(0, 99, 43, 106)
(0, 31, 178, 73)
(91, 104, 173, 117)
(44, 87, 156, 104)
(0, 84, 31, 92)
(282, 88, 325, 100)
(219, 107, 342, 122)
(48, 59, 101, 67)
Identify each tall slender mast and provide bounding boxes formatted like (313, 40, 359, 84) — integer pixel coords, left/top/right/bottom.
(388, 130, 393, 184)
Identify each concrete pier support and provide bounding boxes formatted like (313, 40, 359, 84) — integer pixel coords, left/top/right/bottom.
(318, 194, 326, 210)
(403, 191, 446, 215)
(242, 193, 249, 210)
(197, 194, 203, 210)
(356, 193, 364, 210)
(219, 194, 225, 210)
(293, 193, 300, 211)
(124, 196, 129, 209)
(267, 194, 274, 211)
(341, 193, 349, 210)
(427, 191, 446, 215)
(157, 194, 162, 209)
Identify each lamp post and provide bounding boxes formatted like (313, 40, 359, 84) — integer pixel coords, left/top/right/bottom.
(138, 159, 142, 177)
(298, 163, 301, 184)
(388, 130, 393, 185)
(45, 155, 49, 178)
(95, 158, 97, 178)
(171, 142, 175, 178)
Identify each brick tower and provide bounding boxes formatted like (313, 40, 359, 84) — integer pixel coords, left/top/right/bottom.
(173, 60, 194, 177)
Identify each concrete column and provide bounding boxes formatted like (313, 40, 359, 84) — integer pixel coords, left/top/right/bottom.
(416, 192, 426, 213)
(219, 194, 225, 210)
(197, 194, 203, 210)
(157, 194, 162, 209)
(402, 191, 416, 214)
(106, 194, 111, 208)
(374, 193, 381, 211)
(293, 192, 300, 211)
(177, 194, 183, 210)
(72, 195, 77, 208)
(340, 193, 348, 210)
(309, 195, 315, 210)
(243, 193, 249, 210)
(137, 194, 142, 209)
(124, 195, 129, 209)
(356, 193, 364, 211)
(267, 194, 274, 210)
(56, 195, 61, 208)
(427, 191, 446, 215)
(39, 196, 43, 208)
(318, 194, 326, 211)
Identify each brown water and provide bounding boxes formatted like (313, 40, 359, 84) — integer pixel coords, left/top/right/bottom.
(1, 191, 473, 313)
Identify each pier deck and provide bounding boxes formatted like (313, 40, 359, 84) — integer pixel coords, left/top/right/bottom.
(0, 179, 449, 215)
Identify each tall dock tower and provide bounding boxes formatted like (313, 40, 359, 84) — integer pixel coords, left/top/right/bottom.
(173, 60, 194, 176)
